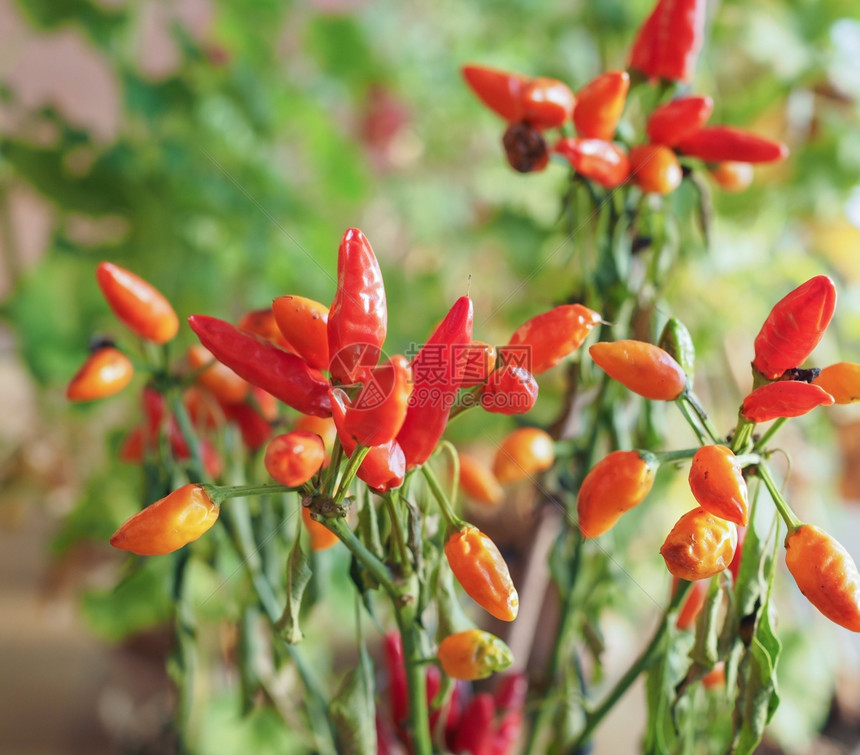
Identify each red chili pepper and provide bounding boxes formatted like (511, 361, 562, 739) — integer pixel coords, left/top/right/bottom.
(343, 355, 412, 446)
(272, 295, 330, 371)
(814, 362, 860, 404)
(396, 296, 474, 469)
(589, 339, 687, 400)
(502, 122, 549, 173)
(384, 632, 410, 741)
(222, 401, 272, 451)
(709, 161, 754, 192)
(785, 524, 860, 632)
(521, 77, 576, 130)
(741, 381, 834, 423)
(66, 345, 134, 401)
(688, 445, 749, 526)
(459, 453, 504, 506)
(660, 508, 738, 581)
(264, 431, 325, 487)
(331, 388, 405, 492)
(577, 449, 659, 538)
(187, 343, 249, 405)
(573, 71, 629, 141)
(674, 577, 709, 630)
(752, 275, 837, 380)
(729, 525, 746, 583)
(445, 525, 519, 621)
(646, 95, 713, 146)
(237, 308, 293, 350)
(451, 693, 495, 755)
(188, 315, 331, 417)
(301, 506, 340, 551)
(294, 413, 337, 455)
(678, 126, 789, 164)
(629, 0, 707, 83)
(480, 366, 538, 415)
(492, 709, 523, 755)
(554, 138, 630, 188)
(327, 228, 388, 384)
(629, 144, 683, 195)
(438, 629, 514, 681)
(504, 304, 601, 374)
(461, 64, 529, 122)
(96, 262, 179, 344)
(492, 427, 555, 484)
(110, 483, 219, 555)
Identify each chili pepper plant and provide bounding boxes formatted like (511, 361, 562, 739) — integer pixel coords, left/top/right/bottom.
(60, 0, 860, 752)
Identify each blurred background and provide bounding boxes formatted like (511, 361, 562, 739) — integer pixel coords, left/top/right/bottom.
(2, 0, 860, 752)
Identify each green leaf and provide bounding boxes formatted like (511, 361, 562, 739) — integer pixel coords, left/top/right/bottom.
(329, 642, 377, 755)
(276, 535, 312, 645)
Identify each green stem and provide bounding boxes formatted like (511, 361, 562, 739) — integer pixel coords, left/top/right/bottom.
(682, 392, 723, 443)
(656, 447, 700, 465)
(333, 446, 371, 506)
(205, 482, 296, 505)
(394, 612, 432, 755)
(436, 440, 460, 507)
(169, 392, 205, 481)
(730, 417, 755, 455)
(752, 417, 787, 451)
(675, 395, 708, 445)
(755, 462, 803, 531)
(569, 580, 693, 750)
(421, 464, 466, 530)
(322, 440, 345, 497)
(322, 515, 399, 602)
(383, 493, 413, 576)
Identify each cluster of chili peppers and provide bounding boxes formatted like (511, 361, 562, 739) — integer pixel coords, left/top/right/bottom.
(463, 0, 787, 197)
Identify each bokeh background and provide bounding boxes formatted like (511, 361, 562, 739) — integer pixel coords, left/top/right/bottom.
(2, 0, 860, 752)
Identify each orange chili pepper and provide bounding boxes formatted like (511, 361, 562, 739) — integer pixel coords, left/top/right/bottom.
(521, 77, 576, 130)
(577, 450, 658, 538)
(96, 262, 179, 344)
(589, 340, 687, 401)
(301, 506, 340, 551)
(573, 71, 629, 141)
(264, 431, 325, 487)
(437, 629, 514, 681)
(458, 453, 504, 506)
(492, 427, 555, 484)
(110, 484, 219, 556)
(688, 445, 749, 526)
(709, 161, 754, 192)
(741, 381, 834, 423)
(66, 345, 134, 401)
(271, 295, 330, 372)
(629, 144, 683, 195)
(554, 137, 630, 188)
(785, 524, 860, 632)
(187, 343, 249, 405)
(445, 525, 519, 621)
(660, 508, 737, 581)
(813, 362, 860, 404)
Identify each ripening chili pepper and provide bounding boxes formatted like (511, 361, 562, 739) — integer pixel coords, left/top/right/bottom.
(343, 355, 412, 446)
(785, 524, 860, 632)
(629, 144, 683, 195)
(183, 386, 222, 431)
(729, 525, 746, 583)
(502, 121, 549, 173)
(646, 95, 713, 146)
(451, 693, 495, 754)
(741, 380, 834, 423)
(301, 506, 339, 551)
(480, 366, 538, 415)
(237, 308, 293, 350)
(222, 401, 272, 451)
(96, 262, 179, 344)
(459, 453, 504, 506)
(188, 314, 331, 417)
(331, 388, 405, 492)
(678, 126, 789, 164)
(504, 303, 601, 374)
(272, 295, 330, 372)
(66, 345, 134, 401)
(492, 427, 554, 484)
(814, 362, 860, 404)
(445, 525, 519, 621)
(674, 577, 709, 630)
(438, 629, 514, 681)
(661, 508, 738, 581)
(709, 161, 754, 192)
(461, 64, 528, 122)
(658, 317, 696, 383)
(752, 275, 837, 380)
(187, 343, 249, 405)
(554, 137, 630, 188)
(577, 450, 659, 538)
(573, 70, 629, 141)
(590, 340, 687, 400)
(294, 413, 337, 450)
(521, 77, 576, 130)
(397, 296, 474, 469)
(264, 432, 325, 487)
(459, 341, 497, 387)
(629, 0, 707, 83)
(110, 483, 219, 555)
(688, 445, 750, 526)
(327, 228, 387, 384)
(702, 662, 726, 689)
